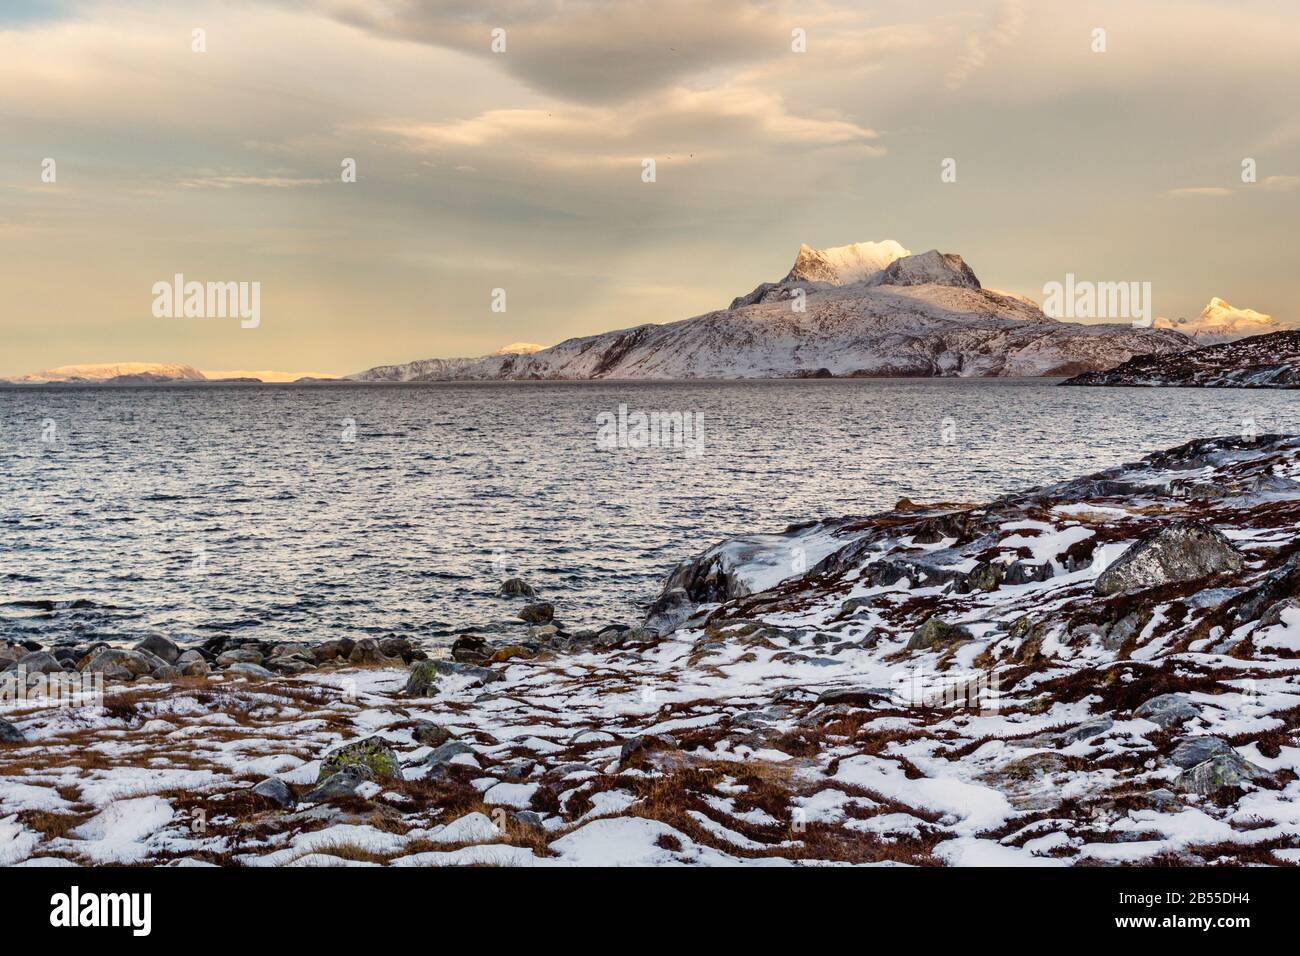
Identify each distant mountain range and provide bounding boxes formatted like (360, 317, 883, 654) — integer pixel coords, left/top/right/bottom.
(349, 241, 1192, 382)
(1153, 297, 1292, 344)
(4, 363, 336, 385)
(1063, 330, 1300, 389)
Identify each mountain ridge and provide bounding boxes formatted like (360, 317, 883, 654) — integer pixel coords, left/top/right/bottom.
(351, 241, 1191, 382)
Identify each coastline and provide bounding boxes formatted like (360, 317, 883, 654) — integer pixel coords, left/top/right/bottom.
(3, 432, 1300, 866)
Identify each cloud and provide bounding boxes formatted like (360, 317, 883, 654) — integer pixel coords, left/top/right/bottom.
(945, 0, 1024, 90)
(323, 0, 788, 103)
(1262, 175, 1299, 192)
(362, 83, 882, 171)
(1165, 186, 1233, 198)
(178, 175, 330, 189)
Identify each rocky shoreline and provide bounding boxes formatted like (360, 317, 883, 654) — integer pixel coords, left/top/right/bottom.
(3, 434, 1300, 866)
(1063, 330, 1300, 388)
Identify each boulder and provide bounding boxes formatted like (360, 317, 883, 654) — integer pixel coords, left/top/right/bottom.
(1005, 560, 1054, 586)
(496, 578, 537, 599)
(403, 660, 440, 698)
(153, 664, 184, 682)
(348, 638, 398, 666)
(814, 687, 893, 708)
(517, 602, 555, 625)
(1169, 736, 1237, 769)
(0, 717, 25, 744)
(379, 636, 413, 661)
(1095, 521, 1244, 596)
(489, 644, 535, 663)
(1176, 751, 1269, 796)
(998, 752, 1069, 779)
(303, 766, 373, 803)
(215, 648, 263, 667)
(178, 655, 209, 678)
(134, 635, 181, 664)
(1134, 693, 1199, 728)
(450, 635, 493, 665)
(1061, 716, 1114, 744)
(252, 777, 296, 809)
(412, 721, 452, 748)
(311, 640, 348, 663)
(14, 651, 63, 675)
(906, 617, 973, 651)
(225, 662, 276, 680)
(429, 660, 503, 686)
(318, 736, 402, 782)
(80, 648, 162, 677)
(958, 561, 1005, 593)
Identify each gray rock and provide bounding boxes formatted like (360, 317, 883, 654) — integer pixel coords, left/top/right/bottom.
(134, 635, 181, 664)
(998, 751, 1069, 779)
(178, 655, 209, 678)
(1005, 560, 1054, 586)
(417, 741, 475, 775)
(311, 639, 348, 663)
(618, 734, 678, 767)
(1095, 521, 1244, 596)
(1135, 693, 1199, 728)
(303, 766, 373, 803)
(1257, 597, 1300, 629)
(378, 636, 413, 660)
(1176, 751, 1270, 796)
(906, 616, 973, 651)
(958, 561, 1005, 593)
(14, 651, 63, 675)
(215, 648, 264, 667)
(517, 602, 555, 625)
(80, 647, 162, 677)
(153, 665, 184, 682)
(429, 660, 503, 686)
(1147, 788, 1180, 809)
(496, 577, 537, 599)
(1061, 715, 1114, 744)
(0, 717, 25, 744)
(225, 662, 276, 680)
(252, 777, 296, 809)
(497, 759, 535, 782)
(403, 660, 440, 697)
(319, 736, 402, 781)
(1169, 736, 1237, 769)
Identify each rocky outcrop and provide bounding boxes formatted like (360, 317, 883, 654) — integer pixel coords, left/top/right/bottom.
(1094, 521, 1244, 595)
(1064, 330, 1300, 388)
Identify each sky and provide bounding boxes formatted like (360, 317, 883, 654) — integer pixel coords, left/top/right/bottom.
(2, 0, 1298, 377)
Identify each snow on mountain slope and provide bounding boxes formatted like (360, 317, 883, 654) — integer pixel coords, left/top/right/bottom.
(15, 362, 207, 383)
(1154, 297, 1289, 344)
(351, 243, 1192, 382)
(784, 239, 910, 285)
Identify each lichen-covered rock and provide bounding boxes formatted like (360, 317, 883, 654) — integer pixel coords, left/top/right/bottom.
(906, 616, 973, 651)
(1094, 521, 1244, 596)
(1061, 715, 1114, 743)
(318, 736, 402, 782)
(1176, 751, 1269, 795)
(403, 660, 440, 697)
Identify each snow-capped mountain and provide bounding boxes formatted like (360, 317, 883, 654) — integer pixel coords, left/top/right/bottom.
(1153, 297, 1288, 344)
(13, 362, 207, 383)
(351, 242, 1193, 381)
(1063, 330, 1300, 388)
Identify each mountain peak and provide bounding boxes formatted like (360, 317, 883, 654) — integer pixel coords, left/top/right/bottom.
(871, 250, 981, 290)
(784, 239, 911, 286)
(1154, 297, 1283, 343)
(495, 342, 545, 355)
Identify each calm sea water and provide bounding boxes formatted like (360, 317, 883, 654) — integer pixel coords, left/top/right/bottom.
(2, 380, 1296, 648)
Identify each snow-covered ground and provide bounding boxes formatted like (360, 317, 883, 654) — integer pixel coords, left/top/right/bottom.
(3, 434, 1300, 866)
